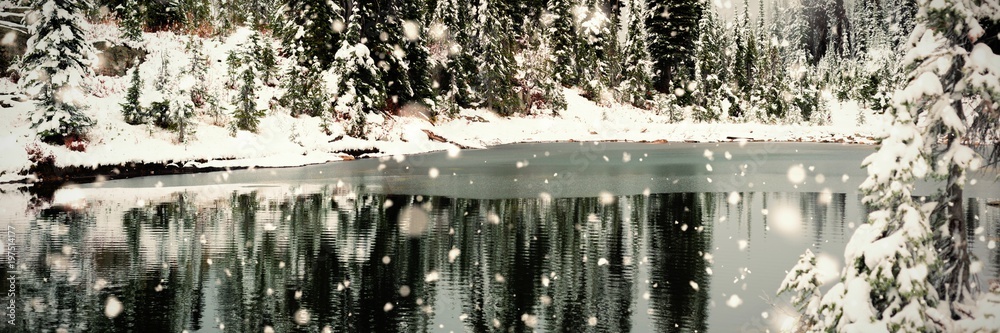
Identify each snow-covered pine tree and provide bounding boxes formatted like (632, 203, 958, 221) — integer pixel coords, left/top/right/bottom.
(692, 7, 733, 121)
(144, 53, 196, 142)
(173, 0, 211, 33)
(645, 0, 702, 96)
(886, 0, 917, 48)
(400, 0, 435, 108)
(369, 0, 412, 112)
(602, 0, 622, 92)
(248, 28, 276, 85)
(779, 55, 944, 330)
(18, 0, 96, 145)
(781, 0, 1000, 330)
(281, 0, 342, 70)
(576, 0, 612, 102)
(333, 1, 386, 139)
(429, 0, 475, 111)
(476, 0, 520, 116)
(119, 0, 143, 43)
(618, 0, 653, 108)
(231, 65, 263, 133)
(546, 0, 579, 86)
(792, 67, 823, 124)
(121, 66, 146, 125)
(224, 32, 267, 134)
(517, 18, 566, 115)
(757, 10, 791, 122)
(280, 63, 330, 118)
(778, 0, 807, 60)
(904, 0, 999, 311)
(186, 37, 221, 122)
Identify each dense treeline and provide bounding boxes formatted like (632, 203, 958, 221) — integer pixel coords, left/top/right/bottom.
(7, 0, 947, 143)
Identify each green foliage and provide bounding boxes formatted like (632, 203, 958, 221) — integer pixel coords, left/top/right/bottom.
(619, 0, 654, 108)
(547, 0, 580, 86)
(249, 31, 277, 84)
(121, 67, 147, 125)
(517, 19, 566, 115)
(369, 0, 412, 111)
(20, 0, 96, 144)
(281, 0, 342, 70)
(119, 0, 143, 43)
(334, 2, 387, 139)
(280, 64, 330, 118)
(429, 0, 476, 110)
(232, 67, 264, 133)
(476, 0, 521, 116)
(576, 2, 612, 103)
(400, 0, 436, 108)
(646, 0, 703, 94)
(792, 72, 823, 124)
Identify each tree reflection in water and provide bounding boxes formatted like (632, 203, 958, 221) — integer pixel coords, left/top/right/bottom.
(10, 186, 918, 332)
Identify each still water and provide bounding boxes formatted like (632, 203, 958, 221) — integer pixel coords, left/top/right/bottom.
(1, 142, 998, 333)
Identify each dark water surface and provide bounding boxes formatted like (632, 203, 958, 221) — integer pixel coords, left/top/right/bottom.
(2, 142, 998, 332)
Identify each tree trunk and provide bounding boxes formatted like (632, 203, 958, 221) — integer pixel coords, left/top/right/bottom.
(938, 102, 973, 314)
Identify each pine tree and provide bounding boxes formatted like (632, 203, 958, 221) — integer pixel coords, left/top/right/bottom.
(905, 0, 998, 311)
(801, 0, 829, 64)
(731, 0, 758, 117)
(400, 0, 436, 107)
(517, 18, 566, 114)
(547, 0, 580, 86)
(232, 66, 264, 133)
(476, 0, 520, 116)
(186, 37, 221, 122)
(121, 66, 146, 125)
(281, 0, 342, 70)
(645, 0, 703, 95)
(174, 0, 211, 32)
(618, 0, 653, 108)
(886, 0, 917, 48)
(18, 0, 96, 145)
(280, 64, 330, 118)
(369, 0, 412, 111)
(430, 0, 476, 110)
(334, 1, 386, 138)
(249, 29, 277, 85)
(781, 0, 1000, 330)
(693, 7, 733, 121)
(603, 0, 622, 91)
(119, 0, 143, 43)
(577, 0, 612, 101)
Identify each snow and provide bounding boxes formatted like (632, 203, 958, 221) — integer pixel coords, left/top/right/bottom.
(1, 24, 888, 184)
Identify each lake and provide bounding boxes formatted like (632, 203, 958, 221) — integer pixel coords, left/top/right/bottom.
(2, 142, 998, 332)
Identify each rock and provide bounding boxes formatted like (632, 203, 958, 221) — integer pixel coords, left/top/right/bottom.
(92, 42, 147, 77)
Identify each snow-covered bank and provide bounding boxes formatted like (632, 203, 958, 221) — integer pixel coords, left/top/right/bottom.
(0, 83, 885, 184)
(434, 90, 883, 147)
(0, 25, 886, 184)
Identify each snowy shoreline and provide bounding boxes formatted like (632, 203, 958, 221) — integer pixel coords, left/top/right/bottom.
(1, 78, 885, 185)
(0, 27, 887, 186)
(1, 134, 879, 186)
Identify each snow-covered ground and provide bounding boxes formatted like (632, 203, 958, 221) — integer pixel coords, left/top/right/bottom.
(0, 24, 886, 184)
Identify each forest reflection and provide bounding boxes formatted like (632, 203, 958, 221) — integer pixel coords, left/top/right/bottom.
(8, 186, 998, 332)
